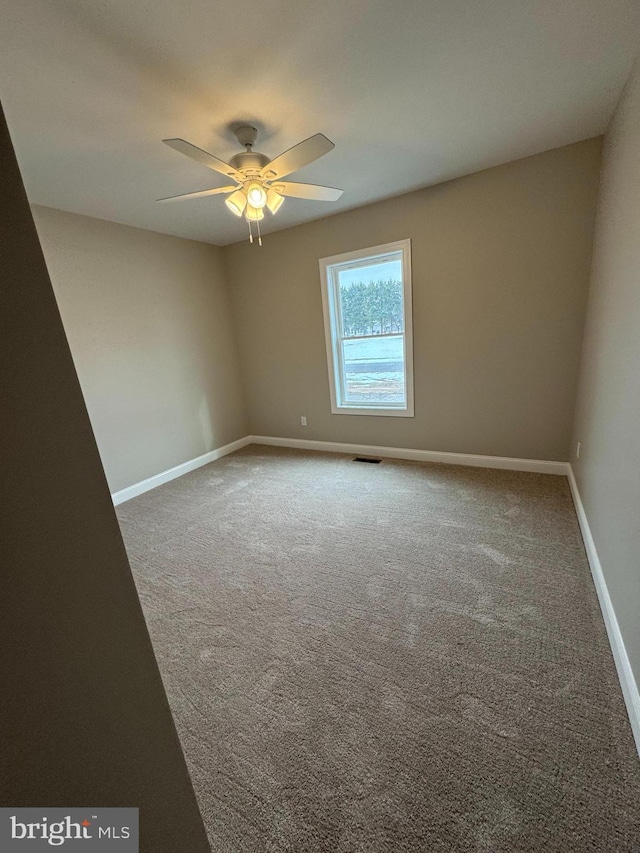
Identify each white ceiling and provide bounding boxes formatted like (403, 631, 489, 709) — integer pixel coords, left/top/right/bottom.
(1, 0, 639, 246)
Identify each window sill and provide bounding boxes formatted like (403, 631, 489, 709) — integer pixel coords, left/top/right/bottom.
(331, 405, 415, 417)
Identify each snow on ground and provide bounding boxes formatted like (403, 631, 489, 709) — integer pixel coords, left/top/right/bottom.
(342, 337, 406, 402)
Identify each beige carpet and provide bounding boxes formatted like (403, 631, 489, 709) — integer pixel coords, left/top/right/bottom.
(117, 445, 640, 852)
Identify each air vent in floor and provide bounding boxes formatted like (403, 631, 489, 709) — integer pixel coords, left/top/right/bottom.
(353, 457, 382, 463)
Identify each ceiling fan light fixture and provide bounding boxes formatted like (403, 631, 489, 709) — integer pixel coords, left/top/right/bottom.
(225, 189, 247, 217)
(246, 182, 267, 209)
(245, 203, 264, 222)
(266, 188, 284, 215)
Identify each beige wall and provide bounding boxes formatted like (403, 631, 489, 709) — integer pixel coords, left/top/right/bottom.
(33, 206, 248, 493)
(31, 139, 603, 495)
(224, 139, 602, 461)
(571, 59, 640, 686)
(0, 104, 210, 852)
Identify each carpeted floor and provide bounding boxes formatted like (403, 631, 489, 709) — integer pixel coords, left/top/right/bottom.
(117, 445, 640, 852)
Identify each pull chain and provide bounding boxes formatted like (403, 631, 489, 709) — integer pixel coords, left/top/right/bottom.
(246, 216, 263, 246)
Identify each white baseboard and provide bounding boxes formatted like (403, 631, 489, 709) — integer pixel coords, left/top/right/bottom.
(567, 466, 640, 756)
(249, 435, 569, 475)
(111, 436, 252, 506)
(112, 435, 566, 506)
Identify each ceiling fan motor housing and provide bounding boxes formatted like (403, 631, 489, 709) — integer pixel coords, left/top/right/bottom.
(229, 150, 270, 173)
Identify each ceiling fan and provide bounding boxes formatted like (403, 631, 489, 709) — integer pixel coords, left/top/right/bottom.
(159, 125, 343, 244)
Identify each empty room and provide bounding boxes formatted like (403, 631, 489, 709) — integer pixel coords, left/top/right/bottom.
(1, 1, 639, 851)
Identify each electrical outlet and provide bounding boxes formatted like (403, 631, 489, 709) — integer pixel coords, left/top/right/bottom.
(301, 416, 307, 426)
(576, 441, 581, 459)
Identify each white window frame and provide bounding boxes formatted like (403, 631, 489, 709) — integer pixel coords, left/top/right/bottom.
(319, 239, 414, 417)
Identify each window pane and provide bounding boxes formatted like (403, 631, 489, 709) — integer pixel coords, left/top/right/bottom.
(337, 257, 403, 338)
(341, 334, 406, 404)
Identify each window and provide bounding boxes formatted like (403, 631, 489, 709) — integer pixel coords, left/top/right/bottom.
(319, 239, 414, 416)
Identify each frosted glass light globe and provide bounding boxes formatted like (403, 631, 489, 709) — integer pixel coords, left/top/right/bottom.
(246, 183, 267, 209)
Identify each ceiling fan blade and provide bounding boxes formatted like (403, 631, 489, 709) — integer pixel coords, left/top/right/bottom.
(163, 138, 242, 181)
(157, 185, 237, 203)
(261, 133, 335, 180)
(273, 181, 344, 201)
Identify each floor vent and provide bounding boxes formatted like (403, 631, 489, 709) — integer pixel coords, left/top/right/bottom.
(353, 457, 382, 464)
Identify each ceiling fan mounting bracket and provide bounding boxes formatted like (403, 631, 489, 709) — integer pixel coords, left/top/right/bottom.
(234, 125, 258, 149)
